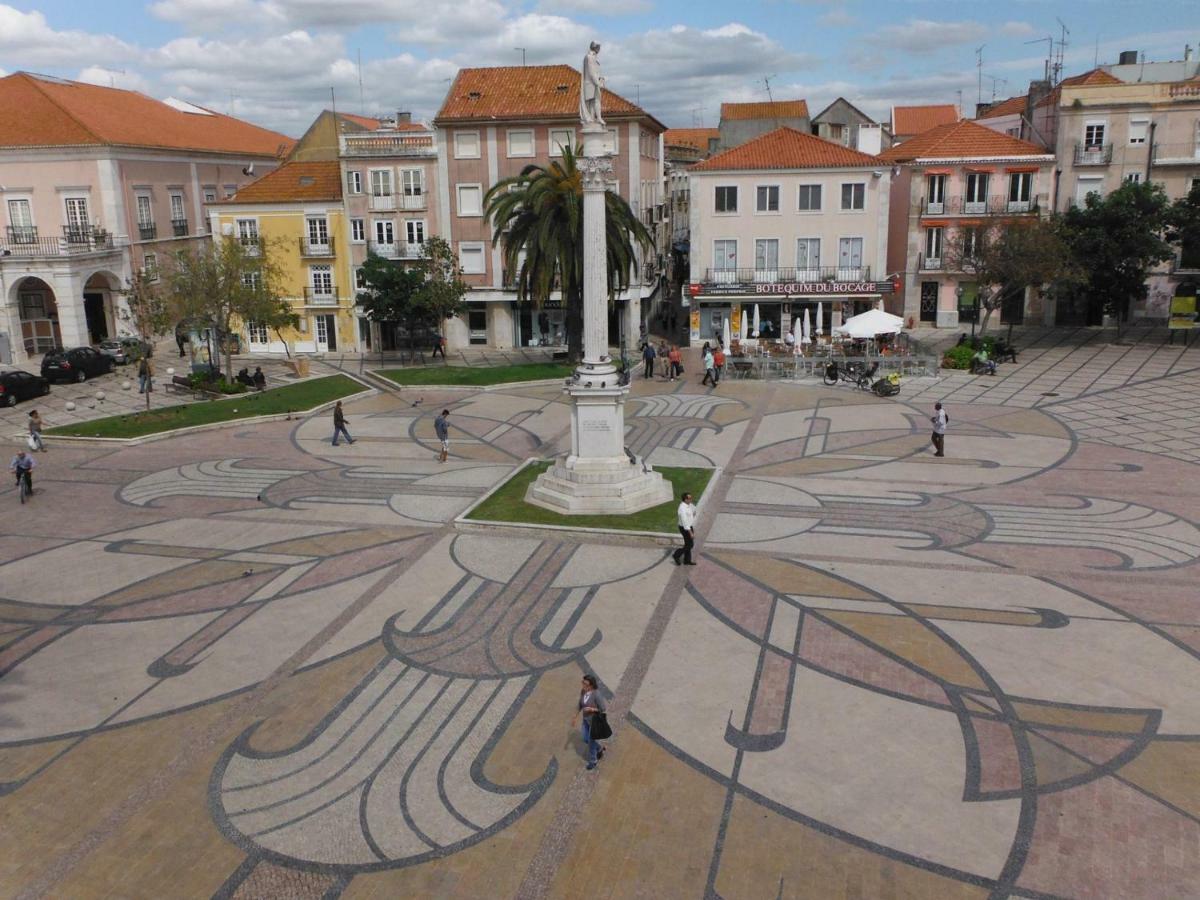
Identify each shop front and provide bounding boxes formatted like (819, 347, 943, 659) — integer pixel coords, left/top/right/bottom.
(687, 277, 897, 343)
(514, 299, 565, 347)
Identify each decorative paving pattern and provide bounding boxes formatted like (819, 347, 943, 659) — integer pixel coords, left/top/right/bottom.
(2, 332, 1199, 899)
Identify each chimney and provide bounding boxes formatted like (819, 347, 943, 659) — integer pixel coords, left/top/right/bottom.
(1185, 45, 1193, 62)
(396, 111, 411, 124)
(1118, 50, 1138, 66)
(855, 124, 882, 155)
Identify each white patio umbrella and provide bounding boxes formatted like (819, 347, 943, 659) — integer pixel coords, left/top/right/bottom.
(815, 302, 823, 337)
(832, 308, 905, 339)
(802, 308, 812, 343)
(723, 315, 731, 349)
(739, 308, 748, 341)
(752, 304, 761, 338)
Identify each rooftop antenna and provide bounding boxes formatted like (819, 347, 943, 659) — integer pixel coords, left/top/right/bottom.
(1024, 35, 1054, 81)
(1094, 34, 1100, 67)
(691, 106, 704, 127)
(330, 86, 336, 116)
(514, 47, 526, 66)
(763, 75, 781, 127)
(955, 89, 963, 118)
(93, 66, 126, 88)
(357, 49, 365, 114)
(635, 83, 640, 105)
(983, 75, 1007, 101)
(975, 45, 985, 105)
(1054, 18, 1070, 84)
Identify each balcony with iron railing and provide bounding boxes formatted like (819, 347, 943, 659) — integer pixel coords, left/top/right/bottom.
(921, 195, 1044, 216)
(172, 219, 189, 237)
(339, 132, 437, 157)
(917, 253, 947, 272)
(239, 237, 262, 256)
(1074, 142, 1113, 166)
(303, 285, 338, 305)
(703, 265, 872, 284)
(367, 240, 425, 260)
(300, 236, 336, 257)
(138, 222, 157, 241)
(369, 194, 397, 211)
(1151, 142, 1200, 165)
(2, 226, 118, 258)
(399, 192, 426, 210)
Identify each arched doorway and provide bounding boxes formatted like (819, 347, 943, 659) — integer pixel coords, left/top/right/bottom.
(13, 277, 61, 355)
(84, 271, 122, 343)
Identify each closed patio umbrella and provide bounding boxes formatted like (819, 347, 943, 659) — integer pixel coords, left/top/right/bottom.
(723, 315, 731, 349)
(802, 308, 812, 343)
(739, 308, 748, 341)
(753, 304, 761, 338)
(815, 302, 823, 337)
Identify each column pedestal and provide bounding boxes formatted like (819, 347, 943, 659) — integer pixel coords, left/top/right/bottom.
(526, 123, 672, 516)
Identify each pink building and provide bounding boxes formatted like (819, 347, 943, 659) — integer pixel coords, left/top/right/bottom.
(433, 65, 666, 349)
(0, 72, 291, 363)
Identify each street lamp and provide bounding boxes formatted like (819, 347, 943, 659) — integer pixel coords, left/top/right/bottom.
(956, 285, 972, 343)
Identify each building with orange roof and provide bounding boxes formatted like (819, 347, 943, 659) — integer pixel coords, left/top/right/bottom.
(433, 64, 666, 350)
(686, 127, 894, 340)
(882, 119, 1055, 327)
(890, 104, 959, 143)
(207, 160, 358, 355)
(716, 99, 810, 152)
(0, 71, 292, 363)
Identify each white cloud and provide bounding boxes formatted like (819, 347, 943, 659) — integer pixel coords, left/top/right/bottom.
(0, 4, 135, 68)
(537, 0, 651, 14)
(818, 8, 858, 27)
(76, 66, 153, 93)
(999, 21, 1035, 38)
(867, 19, 987, 54)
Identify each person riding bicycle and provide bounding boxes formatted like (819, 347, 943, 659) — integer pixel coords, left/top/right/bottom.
(10, 449, 35, 495)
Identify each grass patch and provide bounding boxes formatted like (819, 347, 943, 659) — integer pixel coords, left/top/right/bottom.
(45, 374, 363, 439)
(378, 363, 574, 386)
(466, 461, 715, 533)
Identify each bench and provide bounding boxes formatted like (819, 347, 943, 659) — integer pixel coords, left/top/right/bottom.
(992, 342, 1018, 363)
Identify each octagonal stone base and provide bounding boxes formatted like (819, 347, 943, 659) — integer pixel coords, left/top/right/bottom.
(525, 455, 674, 515)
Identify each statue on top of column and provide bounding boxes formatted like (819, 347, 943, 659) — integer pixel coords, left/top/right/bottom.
(580, 42, 605, 127)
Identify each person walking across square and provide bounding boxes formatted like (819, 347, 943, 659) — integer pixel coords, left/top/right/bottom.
(641, 341, 656, 379)
(434, 409, 450, 463)
(331, 400, 355, 446)
(138, 356, 154, 394)
(701, 344, 716, 387)
(672, 492, 698, 565)
(28, 410, 46, 452)
(931, 402, 948, 457)
(667, 345, 682, 381)
(713, 345, 725, 384)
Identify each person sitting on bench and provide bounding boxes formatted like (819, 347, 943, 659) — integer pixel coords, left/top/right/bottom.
(973, 347, 997, 375)
(235, 367, 255, 387)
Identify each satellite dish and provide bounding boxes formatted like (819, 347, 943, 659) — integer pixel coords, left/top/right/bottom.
(242, 163, 255, 176)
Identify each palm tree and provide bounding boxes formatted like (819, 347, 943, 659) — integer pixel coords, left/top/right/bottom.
(484, 144, 651, 361)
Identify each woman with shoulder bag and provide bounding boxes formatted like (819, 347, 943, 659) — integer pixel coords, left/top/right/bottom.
(571, 673, 610, 770)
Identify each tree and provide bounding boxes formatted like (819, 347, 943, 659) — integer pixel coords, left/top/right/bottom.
(118, 268, 173, 408)
(417, 236, 470, 357)
(356, 250, 425, 359)
(162, 236, 298, 381)
(1166, 181, 1200, 271)
(484, 143, 651, 361)
(942, 218, 1076, 337)
(1058, 181, 1173, 333)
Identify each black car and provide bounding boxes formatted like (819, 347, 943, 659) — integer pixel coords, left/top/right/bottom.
(41, 347, 115, 383)
(0, 369, 50, 406)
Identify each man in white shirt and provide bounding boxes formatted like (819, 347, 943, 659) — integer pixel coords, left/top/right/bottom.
(672, 492, 697, 565)
(930, 402, 948, 457)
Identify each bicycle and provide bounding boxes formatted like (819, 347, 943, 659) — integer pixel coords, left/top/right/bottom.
(16, 469, 32, 504)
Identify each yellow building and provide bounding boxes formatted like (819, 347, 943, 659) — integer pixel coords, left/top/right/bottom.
(207, 161, 360, 354)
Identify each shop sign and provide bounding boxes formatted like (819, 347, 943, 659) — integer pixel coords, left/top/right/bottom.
(690, 280, 895, 297)
(1169, 295, 1197, 330)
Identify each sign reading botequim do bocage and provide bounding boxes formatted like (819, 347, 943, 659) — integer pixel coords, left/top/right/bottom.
(690, 280, 897, 297)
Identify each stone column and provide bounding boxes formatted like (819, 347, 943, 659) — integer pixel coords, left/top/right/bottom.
(579, 128, 615, 374)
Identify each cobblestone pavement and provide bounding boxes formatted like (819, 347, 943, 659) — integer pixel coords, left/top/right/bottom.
(2, 334, 1199, 899)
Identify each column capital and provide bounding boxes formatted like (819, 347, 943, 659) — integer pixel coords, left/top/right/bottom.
(579, 155, 613, 192)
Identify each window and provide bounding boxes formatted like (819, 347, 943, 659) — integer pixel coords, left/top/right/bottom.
(1009, 172, 1032, 203)
(170, 194, 186, 222)
(370, 169, 392, 197)
(136, 195, 153, 225)
(965, 173, 988, 204)
(310, 265, 333, 295)
(713, 239, 737, 279)
(348, 171, 363, 194)
(756, 185, 780, 213)
(1124, 172, 1143, 184)
(247, 322, 268, 344)
(1129, 119, 1149, 145)
(714, 186, 738, 213)
(459, 242, 485, 274)
(796, 238, 820, 272)
(840, 183, 865, 211)
(550, 128, 574, 156)
(1074, 177, 1104, 205)
(374, 220, 395, 245)
(754, 239, 779, 274)
(401, 169, 423, 197)
(1006, 127, 1021, 138)
(925, 227, 943, 262)
(927, 175, 946, 205)
(350, 218, 365, 242)
(405, 220, 425, 245)
(797, 184, 821, 211)
(454, 131, 480, 159)
(306, 217, 329, 246)
(236, 218, 258, 245)
(604, 127, 619, 155)
(507, 129, 534, 157)
(203, 187, 217, 203)
(242, 271, 260, 290)
(7, 199, 33, 241)
(223, 184, 237, 199)
(61, 197, 89, 240)
(963, 226, 983, 260)
(838, 237, 863, 273)
(457, 184, 482, 217)
(354, 268, 368, 290)
(143, 252, 159, 282)
(1084, 123, 1106, 148)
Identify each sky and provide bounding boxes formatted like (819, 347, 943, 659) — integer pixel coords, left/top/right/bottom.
(1, 0, 1196, 137)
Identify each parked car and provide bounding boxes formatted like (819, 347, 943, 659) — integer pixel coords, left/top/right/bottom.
(0, 369, 50, 406)
(41, 347, 116, 383)
(98, 336, 152, 365)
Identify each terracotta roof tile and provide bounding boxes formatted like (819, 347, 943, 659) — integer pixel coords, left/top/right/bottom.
(692, 126, 879, 171)
(435, 65, 653, 125)
(720, 99, 809, 121)
(975, 96, 1026, 120)
(879, 119, 1050, 162)
(1035, 68, 1123, 108)
(338, 112, 382, 131)
(0, 72, 292, 156)
(663, 128, 719, 152)
(223, 161, 343, 204)
(891, 104, 959, 136)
